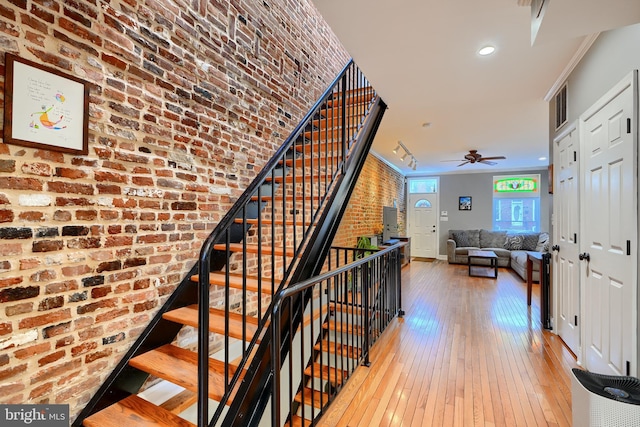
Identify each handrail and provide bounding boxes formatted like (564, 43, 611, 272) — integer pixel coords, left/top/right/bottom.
(197, 60, 379, 426)
(271, 244, 404, 426)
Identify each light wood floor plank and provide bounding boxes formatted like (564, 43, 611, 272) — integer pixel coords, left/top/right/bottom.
(317, 261, 578, 427)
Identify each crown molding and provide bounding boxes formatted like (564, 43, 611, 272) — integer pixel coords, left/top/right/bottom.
(544, 32, 600, 102)
(368, 149, 405, 175)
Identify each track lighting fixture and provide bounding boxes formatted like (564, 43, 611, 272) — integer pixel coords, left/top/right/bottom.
(393, 140, 417, 171)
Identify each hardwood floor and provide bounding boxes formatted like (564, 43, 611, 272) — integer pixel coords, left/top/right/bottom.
(318, 260, 579, 427)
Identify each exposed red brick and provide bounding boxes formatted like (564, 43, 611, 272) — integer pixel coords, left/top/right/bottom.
(38, 350, 65, 366)
(71, 341, 97, 357)
(21, 162, 52, 176)
(29, 382, 52, 399)
(47, 181, 94, 195)
(85, 348, 112, 364)
(19, 309, 71, 329)
(55, 167, 88, 179)
(0, 177, 43, 191)
(0, 364, 27, 382)
(1, 382, 26, 396)
(30, 359, 82, 384)
(0, 276, 22, 289)
(76, 210, 98, 220)
(18, 211, 44, 221)
(0, 322, 12, 336)
(5, 302, 33, 317)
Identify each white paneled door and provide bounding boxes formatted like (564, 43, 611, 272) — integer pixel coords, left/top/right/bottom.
(553, 123, 581, 357)
(580, 71, 637, 376)
(408, 193, 437, 258)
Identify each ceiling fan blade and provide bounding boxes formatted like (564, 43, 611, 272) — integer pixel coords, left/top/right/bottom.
(441, 159, 465, 162)
(479, 156, 506, 161)
(479, 160, 497, 165)
(457, 161, 470, 167)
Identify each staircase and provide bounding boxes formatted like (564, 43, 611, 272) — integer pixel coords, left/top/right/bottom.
(73, 60, 387, 427)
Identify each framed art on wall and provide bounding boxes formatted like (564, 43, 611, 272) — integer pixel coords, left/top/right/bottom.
(3, 53, 90, 155)
(459, 196, 472, 210)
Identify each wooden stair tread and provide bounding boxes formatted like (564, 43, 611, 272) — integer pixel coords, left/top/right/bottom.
(251, 194, 323, 202)
(304, 362, 347, 385)
(264, 173, 331, 183)
(311, 114, 363, 129)
(282, 156, 338, 168)
(294, 143, 347, 155)
(163, 305, 259, 342)
(129, 344, 241, 402)
(191, 272, 276, 294)
(303, 128, 343, 140)
(326, 93, 374, 107)
(323, 321, 366, 335)
(314, 339, 361, 359)
(294, 386, 330, 408)
(213, 242, 295, 257)
(83, 394, 195, 427)
(159, 389, 197, 414)
(329, 301, 366, 315)
(234, 217, 313, 226)
(285, 414, 305, 427)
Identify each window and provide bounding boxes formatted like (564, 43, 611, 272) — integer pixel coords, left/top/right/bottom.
(409, 178, 437, 194)
(492, 174, 540, 232)
(415, 199, 431, 208)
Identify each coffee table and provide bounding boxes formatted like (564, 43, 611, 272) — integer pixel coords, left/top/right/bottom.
(468, 250, 498, 278)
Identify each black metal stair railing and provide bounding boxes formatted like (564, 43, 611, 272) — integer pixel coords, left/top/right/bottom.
(198, 60, 385, 426)
(271, 244, 404, 427)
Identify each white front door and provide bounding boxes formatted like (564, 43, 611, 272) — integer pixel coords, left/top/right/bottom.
(553, 123, 580, 356)
(408, 193, 437, 258)
(581, 71, 637, 376)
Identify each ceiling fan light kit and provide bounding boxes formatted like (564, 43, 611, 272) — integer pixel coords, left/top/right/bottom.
(443, 149, 506, 167)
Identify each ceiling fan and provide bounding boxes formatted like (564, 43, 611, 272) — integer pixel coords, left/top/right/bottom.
(442, 149, 506, 167)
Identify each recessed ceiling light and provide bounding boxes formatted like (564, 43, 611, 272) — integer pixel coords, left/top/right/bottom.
(539, 156, 547, 161)
(478, 46, 495, 56)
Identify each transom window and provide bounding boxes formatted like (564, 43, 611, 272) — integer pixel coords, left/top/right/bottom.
(409, 178, 437, 194)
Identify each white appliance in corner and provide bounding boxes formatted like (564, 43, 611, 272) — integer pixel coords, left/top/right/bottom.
(572, 369, 640, 427)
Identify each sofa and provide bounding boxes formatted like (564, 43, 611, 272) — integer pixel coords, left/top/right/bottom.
(447, 229, 549, 281)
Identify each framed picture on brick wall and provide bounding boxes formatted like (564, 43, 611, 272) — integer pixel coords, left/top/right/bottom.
(3, 53, 90, 155)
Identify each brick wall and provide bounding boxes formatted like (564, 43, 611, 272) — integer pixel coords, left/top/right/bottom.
(332, 154, 406, 248)
(0, 0, 349, 420)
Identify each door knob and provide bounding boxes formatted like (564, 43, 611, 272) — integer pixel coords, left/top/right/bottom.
(579, 252, 590, 262)
(551, 245, 560, 252)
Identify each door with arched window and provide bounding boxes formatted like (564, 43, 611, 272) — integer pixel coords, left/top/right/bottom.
(408, 178, 438, 258)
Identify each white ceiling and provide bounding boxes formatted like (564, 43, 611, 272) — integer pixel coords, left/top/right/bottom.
(311, 0, 640, 175)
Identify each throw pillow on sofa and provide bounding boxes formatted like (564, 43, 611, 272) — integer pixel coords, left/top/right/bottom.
(452, 231, 472, 247)
(504, 234, 524, 250)
(479, 229, 507, 248)
(535, 232, 550, 252)
(521, 233, 539, 251)
(505, 233, 543, 251)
